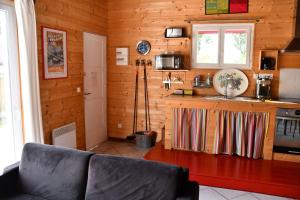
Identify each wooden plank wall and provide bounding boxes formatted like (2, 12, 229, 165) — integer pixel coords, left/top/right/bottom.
(107, 0, 299, 140)
(35, 0, 107, 149)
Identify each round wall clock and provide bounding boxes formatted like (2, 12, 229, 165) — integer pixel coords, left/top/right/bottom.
(136, 40, 151, 55)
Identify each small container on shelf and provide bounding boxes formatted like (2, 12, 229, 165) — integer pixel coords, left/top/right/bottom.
(192, 73, 213, 88)
(259, 50, 278, 70)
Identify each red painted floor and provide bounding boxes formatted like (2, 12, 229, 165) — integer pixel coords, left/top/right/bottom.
(144, 143, 300, 199)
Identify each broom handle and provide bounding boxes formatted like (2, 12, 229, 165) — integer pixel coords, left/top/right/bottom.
(143, 64, 148, 131)
(132, 67, 138, 135)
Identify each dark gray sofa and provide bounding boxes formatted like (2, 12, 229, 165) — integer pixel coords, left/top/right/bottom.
(0, 143, 199, 200)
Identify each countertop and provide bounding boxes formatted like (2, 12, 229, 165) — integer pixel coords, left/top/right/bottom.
(165, 94, 300, 109)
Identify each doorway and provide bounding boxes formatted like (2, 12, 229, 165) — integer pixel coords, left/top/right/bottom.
(83, 32, 107, 150)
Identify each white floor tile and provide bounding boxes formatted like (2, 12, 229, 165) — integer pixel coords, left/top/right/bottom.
(252, 193, 295, 200)
(212, 187, 248, 199)
(199, 185, 210, 191)
(199, 188, 227, 200)
(231, 193, 258, 200)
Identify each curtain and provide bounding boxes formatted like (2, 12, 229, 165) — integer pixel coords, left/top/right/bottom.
(15, 0, 44, 143)
(214, 111, 269, 159)
(172, 108, 207, 152)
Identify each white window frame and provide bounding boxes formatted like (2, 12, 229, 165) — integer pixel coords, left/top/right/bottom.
(0, 1, 23, 171)
(192, 23, 254, 69)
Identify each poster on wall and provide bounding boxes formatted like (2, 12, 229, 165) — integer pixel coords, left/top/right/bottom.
(205, 0, 229, 15)
(229, 0, 248, 13)
(42, 27, 68, 79)
(205, 0, 249, 15)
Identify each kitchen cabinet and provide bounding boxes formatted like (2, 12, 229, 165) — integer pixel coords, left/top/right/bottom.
(164, 95, 300, 161)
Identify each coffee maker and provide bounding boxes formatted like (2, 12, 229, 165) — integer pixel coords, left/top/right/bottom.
(256, 75, 272, 100)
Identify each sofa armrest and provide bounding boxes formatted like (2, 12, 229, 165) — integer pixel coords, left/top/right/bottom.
(0, 162, 19, 197)
(176, 181, 199, 200)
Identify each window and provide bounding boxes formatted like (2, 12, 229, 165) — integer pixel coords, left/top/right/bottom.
(0, 2, 22, 174)
(192, 23, 254, 69)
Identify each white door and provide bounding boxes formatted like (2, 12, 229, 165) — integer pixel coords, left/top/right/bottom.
(83, 32, 107, 150)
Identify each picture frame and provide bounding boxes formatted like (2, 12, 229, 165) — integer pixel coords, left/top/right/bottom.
(42, 27, 68, 79)
(116, 47, 129, 66)
(205, 0, 229, 15)
(205, 0, 249, 15)
(229, 0, 248, 14)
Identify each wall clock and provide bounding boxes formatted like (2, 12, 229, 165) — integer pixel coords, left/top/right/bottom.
(136, 40, 151, 55)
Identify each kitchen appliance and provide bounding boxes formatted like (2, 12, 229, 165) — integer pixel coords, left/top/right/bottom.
(274, 108, 300, 154)
(155, 54, 183, 70)
(260, 57, 275, 70)
(256, 76, 272, 100)
(165, 27, 184, 38)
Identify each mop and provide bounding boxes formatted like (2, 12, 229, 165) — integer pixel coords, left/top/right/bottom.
(126, 59, 156, 140)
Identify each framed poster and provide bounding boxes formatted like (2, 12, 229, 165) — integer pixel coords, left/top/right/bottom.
(229, 0, 248, 13)
(116, 47, 129, 66)
(205, 0, 229, 15)
(42, 27, 67, 79)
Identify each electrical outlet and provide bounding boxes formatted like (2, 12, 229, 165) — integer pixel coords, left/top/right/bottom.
(117, 123, 122, 129)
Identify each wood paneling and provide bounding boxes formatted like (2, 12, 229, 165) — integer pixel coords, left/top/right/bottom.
(107, 0, 299, 140)
(35, 0, 107, 150)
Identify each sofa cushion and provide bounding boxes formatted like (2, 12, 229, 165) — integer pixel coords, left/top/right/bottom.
(2, 193, 48, 200)
(18, 143, 93, 200)
(85, 154, 181, 200)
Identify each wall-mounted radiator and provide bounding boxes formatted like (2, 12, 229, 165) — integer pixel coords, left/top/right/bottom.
(52, 122, 77, 149)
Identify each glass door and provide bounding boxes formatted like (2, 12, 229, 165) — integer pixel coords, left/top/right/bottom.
(0, 3, 22, 173)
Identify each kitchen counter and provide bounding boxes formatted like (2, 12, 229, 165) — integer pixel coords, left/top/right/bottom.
(163, 94, 300, 161)
(165, 94, 300, 109)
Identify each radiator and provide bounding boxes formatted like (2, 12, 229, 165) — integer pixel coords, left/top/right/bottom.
(52, 122, 77, 149)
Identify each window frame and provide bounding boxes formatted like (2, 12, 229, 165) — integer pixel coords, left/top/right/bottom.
(192, 23, 254, 69)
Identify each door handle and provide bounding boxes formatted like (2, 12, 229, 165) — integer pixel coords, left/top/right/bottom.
(84, 93, 92, 96)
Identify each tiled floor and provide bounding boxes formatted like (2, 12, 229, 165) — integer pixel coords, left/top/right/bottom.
(92, 140, 294, 200)
(199, 185, 294, 200)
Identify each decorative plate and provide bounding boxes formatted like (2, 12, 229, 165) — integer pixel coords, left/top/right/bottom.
(136, 40, 151, 55)
(213, 69, 249, 97)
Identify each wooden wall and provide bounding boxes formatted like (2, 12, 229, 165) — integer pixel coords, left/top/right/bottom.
(107, 0, 299, 140)
(35, 0, 107, 149)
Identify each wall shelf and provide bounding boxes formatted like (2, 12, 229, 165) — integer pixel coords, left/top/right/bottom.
(259, 50, 278, 70)
(163, 81, 184, 84)
(153, 69, 189, 72)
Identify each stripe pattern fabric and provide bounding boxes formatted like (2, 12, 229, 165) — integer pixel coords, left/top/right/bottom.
(172, 108, 207, 152)
(214, 110, 269, 159)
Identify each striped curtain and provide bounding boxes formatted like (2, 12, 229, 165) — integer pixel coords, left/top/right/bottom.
(172, 108, 207, 152)
(214, 111, 269, 159)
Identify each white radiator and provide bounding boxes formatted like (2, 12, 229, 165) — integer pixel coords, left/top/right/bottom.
(52, 122, 77, 149)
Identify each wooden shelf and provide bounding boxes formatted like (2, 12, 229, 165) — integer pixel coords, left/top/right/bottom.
(153, 69, 189, 72)
(163, 37, 190, 40)
(162, 81, 184, 84)
(259, 50, 278, 70)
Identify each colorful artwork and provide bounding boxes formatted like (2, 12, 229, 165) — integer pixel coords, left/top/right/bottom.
(205, 0, 229, 15)
(205, 0, 249, 15)
(43, 28, 67, 79)
(230, 0, 248, 13)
